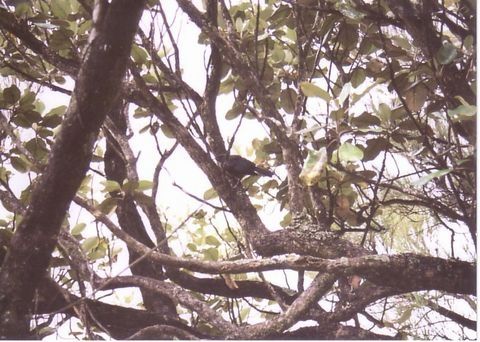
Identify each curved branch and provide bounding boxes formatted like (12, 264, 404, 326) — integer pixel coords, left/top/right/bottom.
(100, 275, 238, 338)
(62, 199, 479, 297)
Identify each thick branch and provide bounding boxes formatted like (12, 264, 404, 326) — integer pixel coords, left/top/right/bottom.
(33, 277, 204, 339)
(59, 201, 478, 297)
(101, 275, 238, 338)
(0, 0, 146, 337)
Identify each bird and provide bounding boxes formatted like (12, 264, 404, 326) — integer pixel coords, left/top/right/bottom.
(217, 154, 274, 178)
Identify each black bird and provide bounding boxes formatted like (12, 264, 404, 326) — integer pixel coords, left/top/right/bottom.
(217, 154, 273, 178)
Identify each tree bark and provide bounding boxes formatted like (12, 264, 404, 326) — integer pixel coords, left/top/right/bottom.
(0, 0, 145, 337)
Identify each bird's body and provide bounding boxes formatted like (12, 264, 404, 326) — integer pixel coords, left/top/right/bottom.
(218, 155, 273, 178)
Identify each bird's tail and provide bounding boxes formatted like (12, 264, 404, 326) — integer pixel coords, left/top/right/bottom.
(254, 166, 274, 177)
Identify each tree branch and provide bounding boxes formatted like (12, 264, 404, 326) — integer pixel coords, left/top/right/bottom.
(0, 0, 146, 337)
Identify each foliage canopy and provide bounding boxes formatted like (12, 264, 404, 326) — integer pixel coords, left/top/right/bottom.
(0, 0, 476, 339)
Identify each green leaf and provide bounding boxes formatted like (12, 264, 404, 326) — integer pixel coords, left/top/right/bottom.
(350, 78, 383, 106)
(396, 307, 413, 324)
(25, 138, 48, 160)
(405, 84, 428, 112)
(299, 82, 331, 101)
(11, 2, 30, 16)
(296, 124, 321, 135)
(337, 84, 351, 107)
(203, 247, 219, 261)
(330, 108, 345, 122)
(98, 197, 118, 215)
(50, 19, 70, 28)
(37, 127, 53, 139)
(82, 236, 99, 253)
(49, 29, 73, 52)
(338, 142, 364, 162)
(10, 156, 30, 173)
(335, 2, 365, 20)
(391, 106, 407, 120)
(22, 110, 42, 124)
(193, 209, 207, 219)
(54, 75, 66, 84)
(366, 59, 384, 74)
(40, 115, 63, 128)
(3, 85, 21, 105)
(243, 176, 259, 190)
(45, 105, 67, 116)
(160, 124, 175, 139)
(351, 112, 381, 128)
(268, 5, 291, 28)
(40, 105, 66, 127)
(391, 35, 411, 50)
(225, 103, 245, 120)
(436, 42, 457, 65)
(203, 187, 218, 200)
(50, 0, 71, 18)
(351, 68, 366, 88)
(111, 245, 123, 259)
(219, 77, 235, 95)
(187, 243, 197, 251)
(377, 103, 391, 123)
(143, 73, 159, 84)
(270, 45, 286, 64)
(0, 167, 9, 183)
(137, 180, 153, 191)
(133, 107, 151, 118)
(78, 174, 92, 195)
(205, 235, 220, 247)
(88, 238, 108, 260)
(240, 307, 250, 321)
(363, 138, 389, 161)
(338, 23, 359, 50)
(299, 148, 328, 186)
(132, 191, 153, 206)
(448, 104, 476, 118)
(71, 223, 86, 236)
(122, 180, 138, 192)
(280, 88, 297, 113)
(101, 180, 121, 193)
(19, 90, 36, 107)
(131, 44, 148, 65)
(413, 169, 452, 187)
(37, 327, 57, 337)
